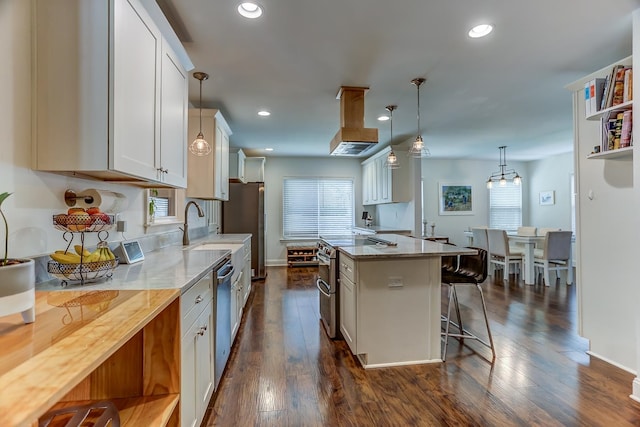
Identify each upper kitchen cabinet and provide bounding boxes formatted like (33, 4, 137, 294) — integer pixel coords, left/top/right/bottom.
(229, 149, 247, 183)
(361, 147, 411, 205)
(187, 109, 232, 200)
(33, 0, 192, 188)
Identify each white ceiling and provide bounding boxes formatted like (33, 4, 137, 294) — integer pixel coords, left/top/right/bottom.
(159, 0, 639, 161)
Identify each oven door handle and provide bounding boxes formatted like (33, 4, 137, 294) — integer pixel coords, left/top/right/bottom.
(316, 278, 332, 297)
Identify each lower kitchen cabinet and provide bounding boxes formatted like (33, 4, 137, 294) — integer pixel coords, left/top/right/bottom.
(340, 272, 357, 354)
(181, 301, 214, 427)
(180, 272, 214, 427)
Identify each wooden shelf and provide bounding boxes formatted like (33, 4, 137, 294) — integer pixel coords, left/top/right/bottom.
(287, 244, 318, 267)
(44, 394, 180, 427)
(586, 146, 633, 159)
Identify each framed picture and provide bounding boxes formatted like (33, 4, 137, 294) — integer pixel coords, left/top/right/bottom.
(539, 190, 555, 206)
(439, 183, 474, 215)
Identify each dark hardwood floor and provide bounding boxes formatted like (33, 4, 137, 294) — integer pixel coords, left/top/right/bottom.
(204, 267, 640, 426)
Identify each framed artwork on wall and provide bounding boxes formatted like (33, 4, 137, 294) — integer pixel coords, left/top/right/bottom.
(539, 190, 555, 206)
(438, 182, 474, 215)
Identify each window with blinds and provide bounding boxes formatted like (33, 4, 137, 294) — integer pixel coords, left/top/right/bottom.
(283, 178, 354, 238)
(489, 182, 522, 232)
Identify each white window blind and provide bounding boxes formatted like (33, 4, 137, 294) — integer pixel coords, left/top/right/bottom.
(489, 182, 522, 232)
(283, 178, 354, 238)
(150, 196, 170, 218)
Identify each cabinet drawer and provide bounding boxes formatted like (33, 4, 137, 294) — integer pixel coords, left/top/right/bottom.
(339, 254, 356, 283)
(181, 272, 213, 336)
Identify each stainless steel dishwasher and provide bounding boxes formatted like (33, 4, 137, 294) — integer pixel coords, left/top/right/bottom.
(214, 258, 234, 390)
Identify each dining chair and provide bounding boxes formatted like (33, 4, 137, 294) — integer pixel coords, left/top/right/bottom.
(536, 227, 561, 248)
(511, 226, 537, 252)
(471, 228, 488, 251)
(441, 247, 495, 362)
(533, 231, 573, 286)
(487, 229, 523, 278)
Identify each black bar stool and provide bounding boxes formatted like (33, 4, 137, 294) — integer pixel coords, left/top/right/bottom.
(441, 247, 496, 362)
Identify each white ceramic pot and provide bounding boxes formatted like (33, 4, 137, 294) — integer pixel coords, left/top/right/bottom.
(0, 258, 35, 324)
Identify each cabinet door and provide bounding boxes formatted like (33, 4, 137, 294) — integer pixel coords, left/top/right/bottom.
(238, 149, 246, 183)
(181, 302, 214, 427)
(159, 41, 188, 187)
(340, 273, 357, 354)
(112, 0, 161, 181)
(230, 275, 240, 342)
(378, 156, 391, 203)
(220, 129, 230, 200)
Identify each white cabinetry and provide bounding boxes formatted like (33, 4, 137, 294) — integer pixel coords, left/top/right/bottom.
(339, 256, 357, 354)
(180, 272, 214, 427)
(244, 157, 266, 182)
(33, 0, 190, 188)
(361, 147, 411, 205)
(187, 109, 232, 200)
(230, 239, 252, 343)
(229, 149, 247, 183)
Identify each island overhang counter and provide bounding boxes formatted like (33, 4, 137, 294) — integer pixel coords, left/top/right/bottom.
(337, 234, 475, 368)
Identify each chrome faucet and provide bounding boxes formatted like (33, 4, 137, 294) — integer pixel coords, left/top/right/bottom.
(181, 201, 205, 245)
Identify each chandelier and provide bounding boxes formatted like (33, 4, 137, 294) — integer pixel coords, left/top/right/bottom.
(486, 146, 521, 189)
(408, 77, 430, 158)
(384, 105, 399, 169)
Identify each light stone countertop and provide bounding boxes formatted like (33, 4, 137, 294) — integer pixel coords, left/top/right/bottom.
(36, 233, 252, 293)
(338, 234, 476, 259)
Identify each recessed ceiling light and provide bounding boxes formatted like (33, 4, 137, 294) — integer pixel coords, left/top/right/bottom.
(257, 110, 271, 116)
(378, 115, 390, 121)
(238, 2, 263, 19)
(468, 24, 493, 38)
(265, 148, 274, 151)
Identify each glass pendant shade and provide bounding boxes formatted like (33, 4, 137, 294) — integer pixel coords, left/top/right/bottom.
(190, 132, 211, 156)
(384, 105, 400, 169)
(190, 72, 212, 157)
(409, 78, 431, 158)
(486, 146, 522, 188)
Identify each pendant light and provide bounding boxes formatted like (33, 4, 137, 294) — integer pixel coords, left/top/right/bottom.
(408, 77, 430, 158)
(486, 146, 521, 189)
(384, 105, 400, 169)
(189, 72, 212, 156)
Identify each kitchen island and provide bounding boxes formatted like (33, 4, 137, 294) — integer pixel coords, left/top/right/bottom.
(0, 234, 250, 427)
(338, 234, 474, 368)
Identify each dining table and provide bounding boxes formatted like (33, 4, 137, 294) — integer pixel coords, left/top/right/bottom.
(507, 234, 544, 285)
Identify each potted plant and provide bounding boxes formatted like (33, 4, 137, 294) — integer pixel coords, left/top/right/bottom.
(0, 192, 36, 324)
(148, 189, 158, 224)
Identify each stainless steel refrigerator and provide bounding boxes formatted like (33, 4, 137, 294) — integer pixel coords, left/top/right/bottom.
(222, 182, 266, 279)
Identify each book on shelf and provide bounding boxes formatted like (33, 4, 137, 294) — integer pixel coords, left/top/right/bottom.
(599, 74, 611, 111)
(603, 117, 617, 151)
(620, 110, 633, 148)
(602, 64, 625, 110)
(623, 68, 633, 103)
(584, 81, 591, 117)
(612, 67, 631, 107)
(589, 78, 606, 115)
(612, 112, 624, 150)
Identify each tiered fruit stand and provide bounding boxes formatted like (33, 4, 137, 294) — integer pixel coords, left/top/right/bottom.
(48, 213, 118, 286)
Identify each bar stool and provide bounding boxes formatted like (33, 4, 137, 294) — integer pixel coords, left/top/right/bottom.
(441, 247, 496, 362)
(39, 401, 120, 427)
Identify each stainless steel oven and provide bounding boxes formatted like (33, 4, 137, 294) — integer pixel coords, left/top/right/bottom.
(316, 242, 337, 338)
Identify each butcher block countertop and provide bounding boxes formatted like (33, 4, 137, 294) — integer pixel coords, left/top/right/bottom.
(338, 234, 476, 259)
(0, 289, 180, 426)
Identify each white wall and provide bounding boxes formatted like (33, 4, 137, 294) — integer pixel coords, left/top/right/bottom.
(263, 156, 362, 265)
(527, 152, 574, 231)
(0, 1, 206, 260)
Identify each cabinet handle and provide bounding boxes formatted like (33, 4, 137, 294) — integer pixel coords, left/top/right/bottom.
(197, 325, 207, 336)
(195, 295, 203, 304)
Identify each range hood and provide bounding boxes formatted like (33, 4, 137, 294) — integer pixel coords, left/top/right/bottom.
(330, 86, 378, 156)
